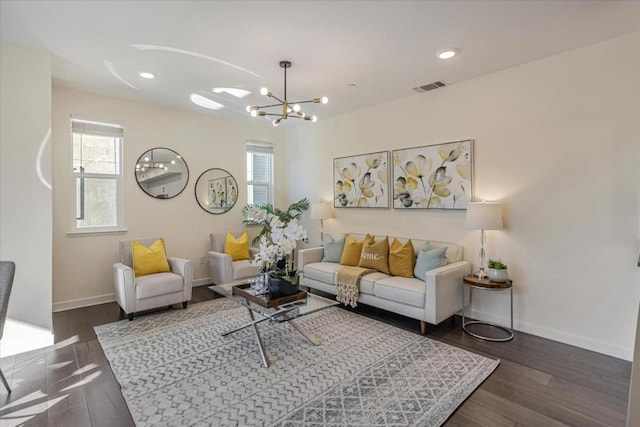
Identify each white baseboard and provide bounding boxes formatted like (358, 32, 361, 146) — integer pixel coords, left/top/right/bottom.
(193, 277, 212, 287)
(53, 278, 214, 312)
(463, 308, 633, 361)
(53, 293, 116, 312)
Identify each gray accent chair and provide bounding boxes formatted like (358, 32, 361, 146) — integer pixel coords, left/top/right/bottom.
(208, 231, 260, 285)
(113, 238, 193, 321)
(0, 261, 15, 393)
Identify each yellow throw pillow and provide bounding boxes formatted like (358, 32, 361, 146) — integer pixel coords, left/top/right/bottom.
(389, 238, 415, 278)
(132, 238, 171, 277)
(224, 231, 251, 261)
(359, 236, 390, 274)
(340, 234, 373, 266)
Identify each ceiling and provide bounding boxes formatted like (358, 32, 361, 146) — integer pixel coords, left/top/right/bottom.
(1, 1, 638, 127)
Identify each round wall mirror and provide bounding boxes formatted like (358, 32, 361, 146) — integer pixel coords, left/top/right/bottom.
(195, 168, 238, 214)
(135, 148, 189, 199)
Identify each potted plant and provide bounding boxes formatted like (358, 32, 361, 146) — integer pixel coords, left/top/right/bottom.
(242, 199, 310, 296)
(487, 259, 508, 282)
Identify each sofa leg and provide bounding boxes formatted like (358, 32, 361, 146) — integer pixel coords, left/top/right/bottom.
(420, 321, 427, 335)
(183, 301, 188, 309)
(128, 313, 134, 321)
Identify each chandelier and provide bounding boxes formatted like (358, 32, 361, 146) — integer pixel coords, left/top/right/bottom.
(136, 151, 174, 172)
(246, 61, 328, 126)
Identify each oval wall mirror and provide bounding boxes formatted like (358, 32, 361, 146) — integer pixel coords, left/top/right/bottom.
(135, 148, 189, 199)
(195, 168, 238, 214)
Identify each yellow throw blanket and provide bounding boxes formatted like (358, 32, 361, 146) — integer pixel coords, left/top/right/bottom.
(336, 266, 375, 308)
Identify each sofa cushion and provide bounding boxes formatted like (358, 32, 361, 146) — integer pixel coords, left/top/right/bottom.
(360, 272, 390, 295)
(232, 260, 260, 280)
(346, 234, 462, 264)
(373, 276, 425, 308)
(340, 234, 373, 266)
(389, 238, 415, 278)
(323, 234, 346, 263)
(136, 272, 183, 299)
(358, 236, 390, 274)
(414, 246, 447, 280)
(304, 262, 343, 284)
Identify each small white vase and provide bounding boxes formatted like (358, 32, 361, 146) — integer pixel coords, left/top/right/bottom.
(487, 268, 508, 282)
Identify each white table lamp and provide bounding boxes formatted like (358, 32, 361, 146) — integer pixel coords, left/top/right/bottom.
(310, 202, 334, 242)
(465, 201, 503, 279)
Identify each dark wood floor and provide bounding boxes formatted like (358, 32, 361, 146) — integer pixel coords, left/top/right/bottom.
(0, 286, 632, 426)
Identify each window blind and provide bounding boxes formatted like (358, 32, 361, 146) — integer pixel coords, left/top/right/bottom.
(71, 118, 123, 138)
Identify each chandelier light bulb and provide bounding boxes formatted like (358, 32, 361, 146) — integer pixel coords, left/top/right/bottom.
(293, 104, 301, 112)
(136, 164, 140, 169)
(260, 87, 270, 96)
(171, 160, 176, 164)
(141, 168, 146, 172)
(272, 118, 280, 127)
(312, 115, 318, 123)
(245, 105, 251, 112)
(287, 107, 292, 114)
(144, 157, 150, 162)
(250, 109, 258, 117)
(159, 163, 164, 168)
(321, 96, 329, 104)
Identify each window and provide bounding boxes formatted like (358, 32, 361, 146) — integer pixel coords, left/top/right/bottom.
(246, 142, 273, 205)
(71, 118, 124, 233)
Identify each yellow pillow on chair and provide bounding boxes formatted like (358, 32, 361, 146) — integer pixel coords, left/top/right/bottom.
(224, 231, 251, 261)
(132, 238, 171, 277)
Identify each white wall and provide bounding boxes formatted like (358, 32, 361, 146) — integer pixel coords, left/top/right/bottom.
(0, 41, 53, 351)
(286, 32, 640, 360)
(52, 87, 285, 310)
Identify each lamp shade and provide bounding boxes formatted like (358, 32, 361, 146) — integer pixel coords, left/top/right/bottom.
(465, 202, 503, 230)
(311, 202, 334, 220)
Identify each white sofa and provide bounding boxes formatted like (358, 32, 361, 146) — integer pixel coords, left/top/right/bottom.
(298, 234, 471, 334)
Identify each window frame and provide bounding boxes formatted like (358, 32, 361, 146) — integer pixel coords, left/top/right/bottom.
(69, 117, 126, 235)
(246, 141, 274, 206)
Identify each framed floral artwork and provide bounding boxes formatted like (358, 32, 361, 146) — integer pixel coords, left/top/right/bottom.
(333, 151, 389, 208)
(392, 140, 473, 210)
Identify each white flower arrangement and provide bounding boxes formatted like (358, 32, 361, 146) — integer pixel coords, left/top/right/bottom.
(242, 199, 310, 283)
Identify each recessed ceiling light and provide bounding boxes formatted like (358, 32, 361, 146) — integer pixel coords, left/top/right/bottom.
(437, 49, 458, 60)
(190, 93, 224, 110)
(212, 88, 251, 98)
(139, 72, 155, 79)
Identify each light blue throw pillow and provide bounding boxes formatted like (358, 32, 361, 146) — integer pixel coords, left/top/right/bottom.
(322, 234, 346, 263)
(414, 246, 447, 279)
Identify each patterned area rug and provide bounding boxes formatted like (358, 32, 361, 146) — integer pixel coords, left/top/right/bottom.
(95, 298, 498, 426)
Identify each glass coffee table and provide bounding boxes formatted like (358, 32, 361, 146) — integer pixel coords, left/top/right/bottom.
(209, 279, 339, 367)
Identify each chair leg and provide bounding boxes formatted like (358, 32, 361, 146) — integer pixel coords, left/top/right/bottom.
(183, 301, 188, 309)
(0, 368, 11, 393)
(128, 313, 134, 321)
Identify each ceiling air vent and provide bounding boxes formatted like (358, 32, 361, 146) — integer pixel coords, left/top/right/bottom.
(413, 81, 448, 93)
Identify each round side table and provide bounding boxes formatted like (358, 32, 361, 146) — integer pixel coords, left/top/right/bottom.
(462, 274, 514, 342)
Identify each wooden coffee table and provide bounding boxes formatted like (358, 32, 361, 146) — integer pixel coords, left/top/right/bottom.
(209, 278, 339, 367)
